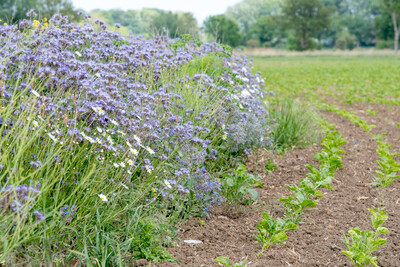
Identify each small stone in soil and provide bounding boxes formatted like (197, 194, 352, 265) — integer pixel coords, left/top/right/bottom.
(183, 240, 203, 244)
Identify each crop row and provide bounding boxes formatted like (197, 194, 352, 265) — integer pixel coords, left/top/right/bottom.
(254, 121, 346, 256)
(320, 102, 400, 266)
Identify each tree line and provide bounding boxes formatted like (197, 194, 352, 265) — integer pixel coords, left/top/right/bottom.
(219, 0, 400, 51)
(2, 0, 400, 52)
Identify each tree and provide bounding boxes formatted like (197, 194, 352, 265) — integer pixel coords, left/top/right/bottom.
(0, 0, 78, 23)
(152, 11, 178, 37)
(203, 15, 242, 47)
(176, 12, 199, 37)
(249, 14, 282, 46)
(381, 0, 400, 53)
(282, 0, 332, 50)
(226, 0, 282, 43)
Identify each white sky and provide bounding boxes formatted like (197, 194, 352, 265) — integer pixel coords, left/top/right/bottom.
(71, 0, 242, 24)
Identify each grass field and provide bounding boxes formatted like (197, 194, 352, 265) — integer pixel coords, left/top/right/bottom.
(254, 55, 400, 105)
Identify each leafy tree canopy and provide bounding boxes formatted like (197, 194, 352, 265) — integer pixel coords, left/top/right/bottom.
(203, 14, 242, 47)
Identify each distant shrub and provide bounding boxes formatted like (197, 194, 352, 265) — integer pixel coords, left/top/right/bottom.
(376, 39, 393, 49)
(336, 30, 357, 50)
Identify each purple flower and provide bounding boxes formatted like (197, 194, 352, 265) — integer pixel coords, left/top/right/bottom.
(26, 9, 37, 18)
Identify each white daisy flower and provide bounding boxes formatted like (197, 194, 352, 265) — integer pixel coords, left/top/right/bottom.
(130, 148, 138, 155)
(145, 165, 152, 174)
(98, 194, 108, 202)
(111, 119, 119, 126)
(113, 163, 119, 168)
(75, 51, 82, 57)
(146, 146, 155, 155)
(96, 127, 103, 133)
(127, 159, 134, 166)
(120, 162, 126, 168)
(164, 180, 172, 189)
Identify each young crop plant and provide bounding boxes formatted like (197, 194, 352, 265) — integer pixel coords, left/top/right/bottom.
(221, 164, 263, 211)
(320, 104, 376, 132)
(372, 141, 400, 187)
(280, 177, 324, 223)
(342, 207, 389, 267)
(254, 212, 298, 257)
(255, 126, 346, 256)
(215, 256, 247, 267)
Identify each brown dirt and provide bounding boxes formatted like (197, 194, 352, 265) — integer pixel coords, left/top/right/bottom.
(153, 108, 400, 267)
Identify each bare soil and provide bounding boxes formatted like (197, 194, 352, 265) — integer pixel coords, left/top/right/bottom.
(151, 108, 400, 267)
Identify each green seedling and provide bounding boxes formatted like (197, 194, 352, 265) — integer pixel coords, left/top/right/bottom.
(215, 256, 247, 267)
(366, 109, 378, 116)
(372, 141, 400, 187)
(199, 220, 205, 227)
(321, 104, 376, 132)
(371, 133, 386, 141)
(265, 160, 277, 172)
(222, 164, 262, 207)
(254, 212, 298, 257)
(279, 187, 319, 223)
(342, 208, 389, 267)
(305, 164, 334, 189)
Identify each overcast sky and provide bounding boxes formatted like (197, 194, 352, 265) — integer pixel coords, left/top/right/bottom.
(71, 0, 242, 24)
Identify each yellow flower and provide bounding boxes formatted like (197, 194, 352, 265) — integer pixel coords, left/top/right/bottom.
(152, 188, 157, 193)
(3, 23, 7, 26)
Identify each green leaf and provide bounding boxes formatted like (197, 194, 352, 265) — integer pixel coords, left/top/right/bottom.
(226, 178, 234, 187)
(215, 256, 231, 267)
(342, 250, 354, 259)
(247, 188, 259, 200)
(233, 257, 247, 267)
(314, 190, 323, 198)
(376, 226, 389, 235)
(271, 231, 287, 243)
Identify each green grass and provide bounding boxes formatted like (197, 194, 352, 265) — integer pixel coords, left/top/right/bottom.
(254, 55, 400, 105)
(270, 98, 322, 151)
